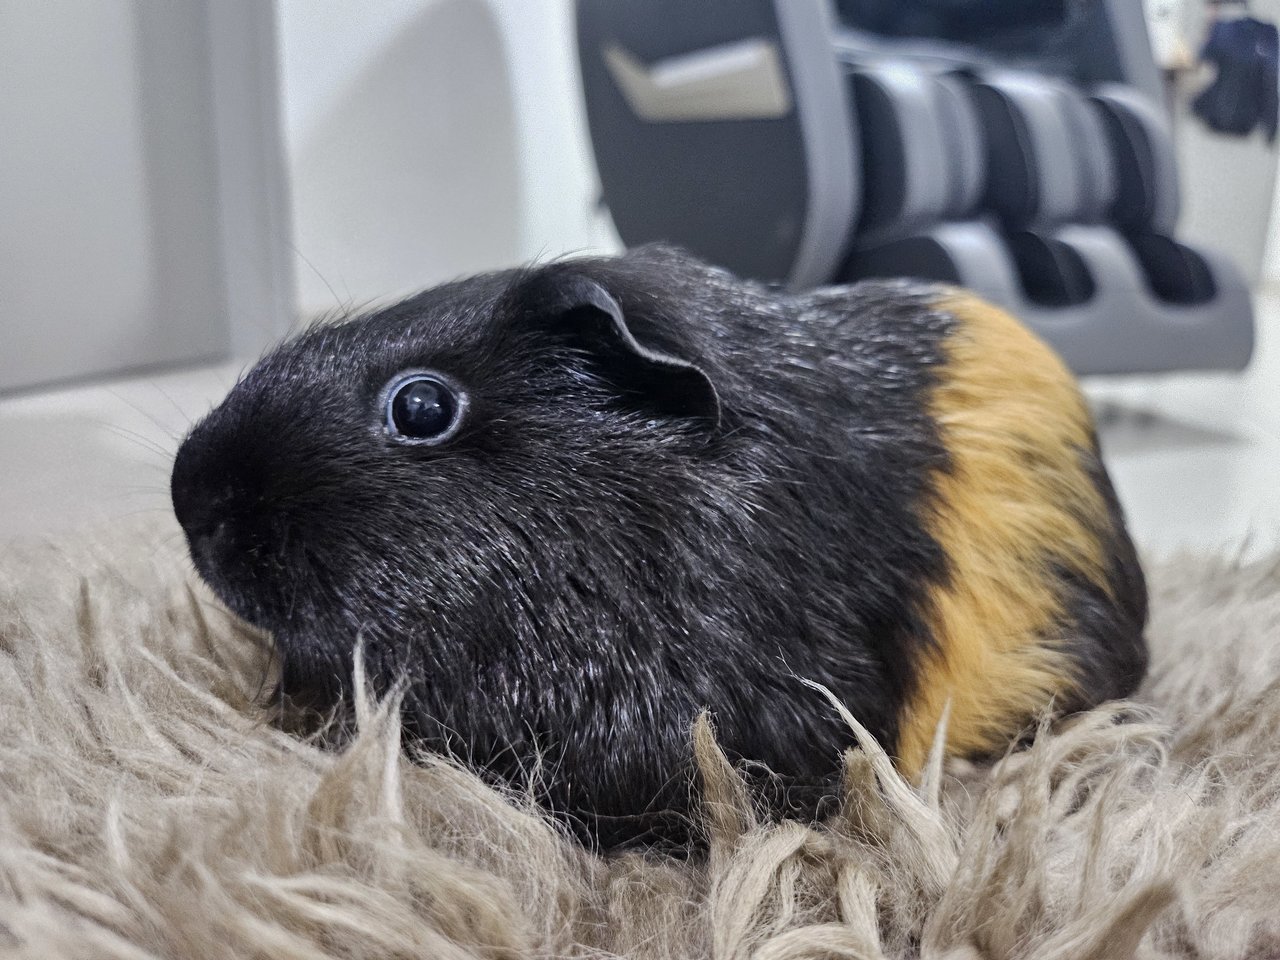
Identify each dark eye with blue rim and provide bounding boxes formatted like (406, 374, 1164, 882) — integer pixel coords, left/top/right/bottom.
(384, 373, 463, 442)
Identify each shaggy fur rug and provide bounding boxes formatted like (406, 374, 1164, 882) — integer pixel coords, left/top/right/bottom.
(1, 520, 1278, 960)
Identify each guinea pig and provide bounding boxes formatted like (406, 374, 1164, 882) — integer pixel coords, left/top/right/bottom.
(171, 244, 1147, 849)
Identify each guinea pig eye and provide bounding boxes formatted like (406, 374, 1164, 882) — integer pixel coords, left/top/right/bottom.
(383, 373, 464, 443)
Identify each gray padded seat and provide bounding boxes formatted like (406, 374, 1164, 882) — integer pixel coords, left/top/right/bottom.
(1090, 84, 1180, 233)
(971, 73, 1118, 307)
(973, 73, 1118, 227)
(1089, 84, 1216, 305)
(849, 65, 984, 243)
(977, 71, 1224, 309)
(843, 67, 1252, 371)
(576, 0, 1255, 374)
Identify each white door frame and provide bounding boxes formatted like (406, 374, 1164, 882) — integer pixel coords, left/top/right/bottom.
(205, 0, 297, 358)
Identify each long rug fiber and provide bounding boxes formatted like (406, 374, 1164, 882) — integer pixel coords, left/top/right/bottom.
(1, 520, 1278, 959)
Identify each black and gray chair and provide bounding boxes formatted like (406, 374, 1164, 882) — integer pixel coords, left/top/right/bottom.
(576, 0, 1254, 374)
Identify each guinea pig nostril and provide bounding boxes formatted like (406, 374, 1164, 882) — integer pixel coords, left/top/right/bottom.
(171, 438, 244, 538)
(171, 474, 220, 540)
(193, 520, 234, 563)
(171, 441, 211, 530)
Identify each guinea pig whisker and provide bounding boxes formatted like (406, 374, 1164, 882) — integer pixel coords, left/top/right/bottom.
(103, 390, 184, 444)
(289, 241, 350, 318)
(108, 479, 171, 494)
(98, 423, 175, 463)
(148, 382, 199, 430)
(112, 465, 174, 484)
(110, 507, 176, 522)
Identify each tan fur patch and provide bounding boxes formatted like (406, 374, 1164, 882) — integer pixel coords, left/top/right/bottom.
(894, 292, 1112, 775)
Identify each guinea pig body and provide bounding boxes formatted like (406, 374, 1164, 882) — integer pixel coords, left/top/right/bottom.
(172, 245, 1146, 849)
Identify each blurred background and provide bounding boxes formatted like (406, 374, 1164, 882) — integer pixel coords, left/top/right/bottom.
(1, 0, 1278, 560)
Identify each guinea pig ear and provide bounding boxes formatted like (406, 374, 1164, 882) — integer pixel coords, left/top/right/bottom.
(523, 272, 722, 428)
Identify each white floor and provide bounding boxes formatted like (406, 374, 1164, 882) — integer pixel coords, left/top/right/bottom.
(2, 298, 1278, 562)
(1086, 288, 1280, 560)
(0, 362, 243, 543)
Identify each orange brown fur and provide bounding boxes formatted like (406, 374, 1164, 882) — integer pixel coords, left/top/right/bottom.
(894, 292, 1113, 775)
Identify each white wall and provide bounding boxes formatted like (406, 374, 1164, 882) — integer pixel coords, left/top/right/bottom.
(0, 1, 227, 391)
(276, 0, 616, 318)
(1177, 115, 1279, 289)
(1, 0, 294, 392)
(1167, 0, 1280, 289)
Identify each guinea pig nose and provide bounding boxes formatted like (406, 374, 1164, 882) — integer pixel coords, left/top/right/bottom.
(171, 441, 210, 534)
(174, 492, 225, 547)
(170, 435, 240, 543)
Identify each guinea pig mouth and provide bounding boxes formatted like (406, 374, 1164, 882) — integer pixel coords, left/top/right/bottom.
(178, 519, 295, 634)
(189, 547, 280, 631)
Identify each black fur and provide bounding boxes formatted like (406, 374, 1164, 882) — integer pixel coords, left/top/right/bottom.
(1056, 437, 1150, 709)
(171, 245, 1143, 849)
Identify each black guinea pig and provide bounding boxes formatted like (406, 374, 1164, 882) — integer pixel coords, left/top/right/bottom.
(171, 244, 1147, 849)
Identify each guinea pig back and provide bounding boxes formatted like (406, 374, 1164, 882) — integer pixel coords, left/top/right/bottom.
(171, 245, 1147, 849)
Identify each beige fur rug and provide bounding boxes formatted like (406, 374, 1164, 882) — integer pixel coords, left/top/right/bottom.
(1, 519, 1278, 960)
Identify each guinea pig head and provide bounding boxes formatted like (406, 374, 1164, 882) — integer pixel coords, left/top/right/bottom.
(170, 262, 721, 725)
